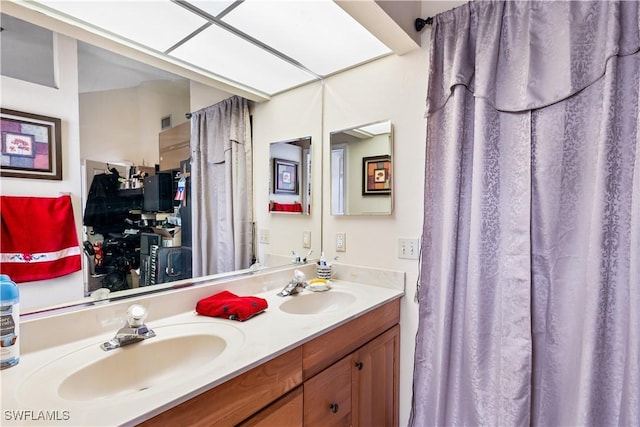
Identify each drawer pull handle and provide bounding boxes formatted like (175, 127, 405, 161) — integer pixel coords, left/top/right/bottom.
(355, 361, 363, 370)
(329, 403, 339, 413)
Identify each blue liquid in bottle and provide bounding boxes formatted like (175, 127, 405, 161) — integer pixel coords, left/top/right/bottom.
(1, 274, 20, 369)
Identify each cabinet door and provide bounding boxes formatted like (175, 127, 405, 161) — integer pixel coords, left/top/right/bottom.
(352, 325, 399, 427)
(304, 355, 352, 427)
(238, 387, 303, 427)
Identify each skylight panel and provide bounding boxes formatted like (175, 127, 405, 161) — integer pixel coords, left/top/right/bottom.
(169, 24, 318, 95)
(222, 0, 392, 76)
(33, 1, 208, 52)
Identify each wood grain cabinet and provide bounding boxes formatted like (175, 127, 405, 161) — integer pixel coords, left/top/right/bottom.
(139, 299, 400, 427)
(352, 325, 400, 427)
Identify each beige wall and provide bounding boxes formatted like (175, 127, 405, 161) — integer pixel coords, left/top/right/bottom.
(253, 82, 324, 263)
(322, 46, 429, 426)
(80, 79, 190, 167)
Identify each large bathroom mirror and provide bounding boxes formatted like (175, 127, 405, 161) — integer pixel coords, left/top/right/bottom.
(330, 120, 393, 215)
(2, 13, 321, 315)
(268, 137, 312, 215)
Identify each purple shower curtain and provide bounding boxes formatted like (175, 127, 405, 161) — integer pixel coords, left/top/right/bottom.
(410, 1, 639, 426)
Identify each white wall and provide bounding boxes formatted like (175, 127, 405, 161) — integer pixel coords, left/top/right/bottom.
(0, 34, 85, 311)
(321, 44, 430, 425)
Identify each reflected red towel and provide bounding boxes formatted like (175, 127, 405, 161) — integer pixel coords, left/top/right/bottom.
(196, 291, 268, 321)
(1, 195, 81, 283)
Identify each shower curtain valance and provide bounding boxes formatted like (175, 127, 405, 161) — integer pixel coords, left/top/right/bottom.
(426, 0, 640, 115)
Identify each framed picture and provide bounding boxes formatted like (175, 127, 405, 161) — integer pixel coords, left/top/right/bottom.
(1, 108, 62, 180)
(273, 158, 299, 194)
(362, 155, 391, 195)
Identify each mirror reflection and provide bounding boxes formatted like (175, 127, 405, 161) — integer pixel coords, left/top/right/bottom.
(268, 137, 312, 215)
(1, 12, 320, 315)
(330, 120, 393, 215)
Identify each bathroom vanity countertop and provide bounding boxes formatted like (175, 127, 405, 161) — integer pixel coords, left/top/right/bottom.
(0, 266, 404, 427)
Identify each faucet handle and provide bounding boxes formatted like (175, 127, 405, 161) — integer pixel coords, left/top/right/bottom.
(127, 304, 148, 327)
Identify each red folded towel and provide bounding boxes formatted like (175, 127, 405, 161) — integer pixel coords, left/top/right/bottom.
(196, 291, 268, 321)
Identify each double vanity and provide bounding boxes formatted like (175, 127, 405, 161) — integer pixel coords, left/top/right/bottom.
(1, 263, 404, 426)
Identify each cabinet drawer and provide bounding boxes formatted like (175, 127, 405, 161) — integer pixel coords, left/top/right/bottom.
(238, 387, 303, 427)
(304, 355, 352, 427)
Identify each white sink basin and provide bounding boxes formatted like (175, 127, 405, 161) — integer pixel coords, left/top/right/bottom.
(17, 322, 244, 404)
(278, 290, 356, 315)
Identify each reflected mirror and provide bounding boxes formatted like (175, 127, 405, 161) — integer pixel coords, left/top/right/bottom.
(330, 120, 393, 215)
(268, 137, 312, 215)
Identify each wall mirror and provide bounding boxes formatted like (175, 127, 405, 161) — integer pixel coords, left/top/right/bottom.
(2, 14, 320, 315)
(268, 137, 312, 215)
(330, 120, 393, 215)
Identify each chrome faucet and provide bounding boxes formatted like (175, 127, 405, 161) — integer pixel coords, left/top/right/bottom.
(100, 304, 156, 351)
(277, 270, 307, 297)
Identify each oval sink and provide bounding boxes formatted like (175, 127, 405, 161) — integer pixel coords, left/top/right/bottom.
(17, 322, 244, 405)
(279, 291, 356, 315)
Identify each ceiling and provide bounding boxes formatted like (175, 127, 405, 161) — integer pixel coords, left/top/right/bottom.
(2, 1, 466, 98)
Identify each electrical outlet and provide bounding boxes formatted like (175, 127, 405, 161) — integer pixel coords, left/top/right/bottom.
(336, 232, 346, 252)
(302, 231, 311, 249)
(398, 238, 420, 260)
(259, 229, 270, 244)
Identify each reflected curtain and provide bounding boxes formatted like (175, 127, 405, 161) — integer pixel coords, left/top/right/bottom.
(190, 96, 253, 277)
(410, 1, 639, 426)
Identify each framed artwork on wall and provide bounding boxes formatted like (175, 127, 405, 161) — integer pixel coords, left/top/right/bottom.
(273, 158, 299, 194)
(0, 108, 62, 180)
(362, 155, 391, 195)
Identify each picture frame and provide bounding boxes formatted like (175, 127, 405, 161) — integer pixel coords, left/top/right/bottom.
(273, 158, 299, 194)
(1, 108, 62, 180)
(362, 155, 391, 195)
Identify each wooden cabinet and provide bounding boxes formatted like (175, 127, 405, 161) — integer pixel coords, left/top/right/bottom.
(138, 299, 400, 427)
(353, 325, 400, 427)
(303, 324, 400, 427)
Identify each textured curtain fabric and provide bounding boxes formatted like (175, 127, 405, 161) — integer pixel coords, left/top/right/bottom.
(410, 1, 640, 426)
(190, 96, 253, 277)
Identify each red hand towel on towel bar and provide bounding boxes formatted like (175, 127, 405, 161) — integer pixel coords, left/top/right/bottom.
(196, 291, 268, 321)
(0, 195, 82, 283)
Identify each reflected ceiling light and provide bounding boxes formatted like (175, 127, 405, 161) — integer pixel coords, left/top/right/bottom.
(358, 121, 391, 135)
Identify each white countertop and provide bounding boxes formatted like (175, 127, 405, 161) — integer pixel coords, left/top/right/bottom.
(0, 264, 404, 427)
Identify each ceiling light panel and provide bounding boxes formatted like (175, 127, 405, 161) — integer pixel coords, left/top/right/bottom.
(185, 1, 237, 18)
(222, 0, 392, 76)
(169, 24, 317, 95)
(33, 1, 208, 52)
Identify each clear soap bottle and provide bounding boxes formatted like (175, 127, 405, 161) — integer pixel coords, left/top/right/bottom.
(1, 274, 20, 369)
